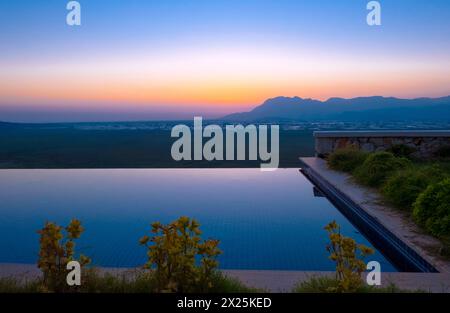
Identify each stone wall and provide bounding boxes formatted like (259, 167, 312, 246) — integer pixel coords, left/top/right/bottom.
(314, 131, 450, 159)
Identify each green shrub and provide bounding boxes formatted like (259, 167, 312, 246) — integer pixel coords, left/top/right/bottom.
(382, 165, 445, 210)
(324, 221, 374, 293)
(327, 148, 368, 173)
(37, 219, 91, 292)
(140, 216, 222, 293)
(413, 178, 450, 237)
(353, 152, 411, 187)
(387, 144, 416, 158)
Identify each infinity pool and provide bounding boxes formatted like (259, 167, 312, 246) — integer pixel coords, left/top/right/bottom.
(0, 169, 396, 271)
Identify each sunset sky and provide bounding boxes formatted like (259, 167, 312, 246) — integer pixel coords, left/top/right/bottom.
(0, 0, 450, 122)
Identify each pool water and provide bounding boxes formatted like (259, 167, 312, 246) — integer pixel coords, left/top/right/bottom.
(0, 169, 396, 271)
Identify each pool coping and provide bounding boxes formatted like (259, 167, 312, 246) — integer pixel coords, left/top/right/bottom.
(299, 157, 450, 274)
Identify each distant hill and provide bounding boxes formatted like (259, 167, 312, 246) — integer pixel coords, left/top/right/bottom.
(0, 121, 19, 128)
(223, 96, 450, 122)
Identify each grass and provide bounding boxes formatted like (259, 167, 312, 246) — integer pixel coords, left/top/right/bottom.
(0, 276, 42, 293)
(293, 276, 422, 293)
(2, 272, 424, 294)
(207, 272, 264, 293)
(0, 269, 262, 293)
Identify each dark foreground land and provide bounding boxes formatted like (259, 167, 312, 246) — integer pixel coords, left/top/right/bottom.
(0, 122, 314, 168)
(2, 120, 449, 169)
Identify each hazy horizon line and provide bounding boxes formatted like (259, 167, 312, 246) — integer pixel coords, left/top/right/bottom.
(1, 93, 450, 124)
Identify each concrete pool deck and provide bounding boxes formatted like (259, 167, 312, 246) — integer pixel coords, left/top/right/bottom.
(1, 263, 450, 292)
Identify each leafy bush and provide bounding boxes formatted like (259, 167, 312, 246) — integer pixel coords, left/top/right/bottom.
(140, 216, 222, 292)
(327, 148, 368, 173)
(353, 152, 411, 187)
(37, 219, 91, 292)
(413, 179, 450, 237)
(382, 165, 445, 210)
(324, 221, 373, 292)
(387, 144, 416, 158)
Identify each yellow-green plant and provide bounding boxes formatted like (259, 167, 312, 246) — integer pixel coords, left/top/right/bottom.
(324, 221, 374, 292)
(37, 219, 90, 292)
(139, 216, 221, 293)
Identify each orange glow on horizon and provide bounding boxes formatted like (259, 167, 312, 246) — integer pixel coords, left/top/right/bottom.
(2, 73, 449, 109)
(1, 48, 450, 110)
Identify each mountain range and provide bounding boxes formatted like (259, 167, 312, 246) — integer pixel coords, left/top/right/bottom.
(223, 96, 450, 122)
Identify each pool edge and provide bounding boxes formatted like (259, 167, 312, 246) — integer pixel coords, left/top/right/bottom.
(299, 157, 440, 273)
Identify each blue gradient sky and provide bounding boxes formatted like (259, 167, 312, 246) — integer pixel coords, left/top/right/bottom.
(0, 0, 449, 122)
